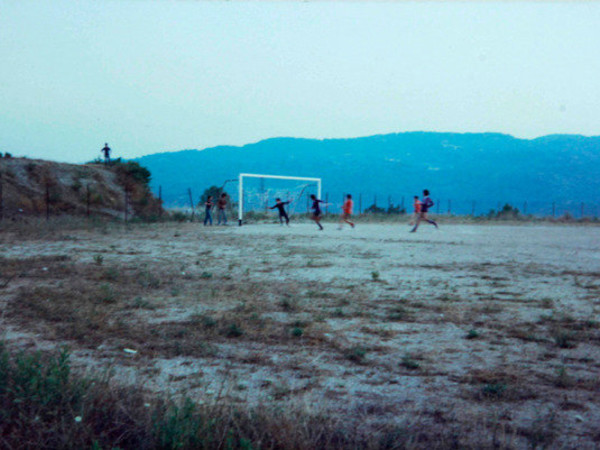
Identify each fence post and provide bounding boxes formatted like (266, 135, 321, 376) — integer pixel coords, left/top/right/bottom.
(325, 192, 329, 215)
(86, 184, 90, 217)
(158, 185, 163, 218)
(0, 172, 3, 222)
(45, 182, 50, 221)
(187, 188, 194, 221)
(124, 186, 129, 223)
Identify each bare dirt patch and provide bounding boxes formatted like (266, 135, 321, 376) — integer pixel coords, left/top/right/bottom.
(1, 221, 600, 448)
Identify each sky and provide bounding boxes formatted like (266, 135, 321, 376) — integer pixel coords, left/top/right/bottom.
(1, 1, 599, 163)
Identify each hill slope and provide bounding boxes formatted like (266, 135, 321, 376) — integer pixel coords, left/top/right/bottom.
(136, 132, 600, 215)
(0, 157, 162, 220)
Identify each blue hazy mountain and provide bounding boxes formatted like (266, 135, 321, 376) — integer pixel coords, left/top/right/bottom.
(135, 132, 600, 215)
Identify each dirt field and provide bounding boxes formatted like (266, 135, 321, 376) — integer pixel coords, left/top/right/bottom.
(1, 220, 599, 448)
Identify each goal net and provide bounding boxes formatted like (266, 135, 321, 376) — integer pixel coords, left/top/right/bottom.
(238, 173, 322, 225)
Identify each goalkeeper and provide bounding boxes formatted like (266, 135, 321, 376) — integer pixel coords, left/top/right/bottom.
(269, 198, 291, 225)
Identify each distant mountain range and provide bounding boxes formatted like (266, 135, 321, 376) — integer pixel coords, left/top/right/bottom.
(134, 132, 600, 216)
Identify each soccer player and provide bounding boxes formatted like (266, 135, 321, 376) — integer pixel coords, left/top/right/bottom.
(270, 198, 291, 225)
(310, 194, 325, 230)
(204, 195, 214, 226)
(409, 195, 421, 226)
(410, 189, 438, 232)
(338, 194, 355, 229)
(217, 193, 228, 225)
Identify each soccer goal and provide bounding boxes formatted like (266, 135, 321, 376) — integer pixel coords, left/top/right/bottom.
(238, 173, 322, 225)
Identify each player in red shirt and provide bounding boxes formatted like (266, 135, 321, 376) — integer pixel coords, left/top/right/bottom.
(338, 194, 355, 229)
(409, 195, 421, 226)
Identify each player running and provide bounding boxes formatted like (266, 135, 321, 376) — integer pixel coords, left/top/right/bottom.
(269, 198, 291, 225)
(409, 195, 421, 226)
(310, 194, 325, 230)
(338, 194, 355, 229)
(410, 189, 438, 232)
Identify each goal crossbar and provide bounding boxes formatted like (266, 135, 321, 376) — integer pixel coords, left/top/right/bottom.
(238, 173, 322, 225)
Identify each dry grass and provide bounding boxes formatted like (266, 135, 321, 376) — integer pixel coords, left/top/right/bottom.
(2, 221, 600, 448)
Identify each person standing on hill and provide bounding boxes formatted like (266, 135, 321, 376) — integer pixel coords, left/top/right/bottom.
(410, 189, 438, 232)
(204, 195, 214, 226)
(338, 194, 355, 229)
(217, 193, 228, 225)
(270, 198, 291, 225)
(101, 143, 111, 165)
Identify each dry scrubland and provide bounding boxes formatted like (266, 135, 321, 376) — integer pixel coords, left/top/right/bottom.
(1, 219, 600, 448)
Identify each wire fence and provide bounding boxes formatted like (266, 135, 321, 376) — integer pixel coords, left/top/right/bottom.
(0, 177, 597, 223)
(163, 185, 600, 221)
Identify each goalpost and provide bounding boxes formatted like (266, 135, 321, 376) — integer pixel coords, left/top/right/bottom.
(238, 173, 322, 226)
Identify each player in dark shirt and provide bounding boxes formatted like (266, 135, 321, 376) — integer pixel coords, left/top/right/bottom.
(310, 194, 325, 230)
(101, 143, 111, 165)
(270, 198, 291, 225)
(204, 195, 214, 226)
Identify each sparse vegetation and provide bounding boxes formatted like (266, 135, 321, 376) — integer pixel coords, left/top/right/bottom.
(466, 329, 480, 339)
(344, 345, 368, 363)
(1, 221, 599, 448)
(400, 354, 420, 370)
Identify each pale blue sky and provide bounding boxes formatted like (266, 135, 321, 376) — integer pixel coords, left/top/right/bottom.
(1, 1, 599, 163)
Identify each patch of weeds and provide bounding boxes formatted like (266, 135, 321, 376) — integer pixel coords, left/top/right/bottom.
(93, 254, 104, 266)
(101, 267, 119, 281)
(337, 298, 350, 307)
(438, 293, 457, 302)
(291, 327, 304, 337)
(554, 366, 574, 388)
(344, 346, 367, 364)
(371, 271, 380, 282)
(481, 382, 507, 399)
(223, 323, 244, 338)
(400, 354, 420, 370)
(509, 326, 542, 342)
(191, 314, 217, 328)
(553, 330, 577, 349)
(466, 329, 480, 339)
(481, 303, 504, 314)
(137, 270, 161, 289)
(131, 297, 155, 310)
(99, 283, 116, 304)
(519, 411, 558, 450)
(279, 297, 298, 312)
(387, 305, 410, 321)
